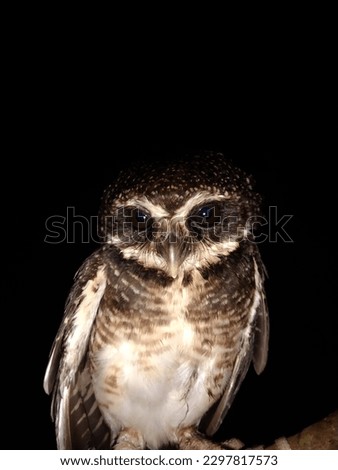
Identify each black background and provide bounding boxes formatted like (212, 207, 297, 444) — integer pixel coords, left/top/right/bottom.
(5, 126, 338, 449)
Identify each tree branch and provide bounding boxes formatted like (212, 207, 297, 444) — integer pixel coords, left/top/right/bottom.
(265, 409, 338, 450)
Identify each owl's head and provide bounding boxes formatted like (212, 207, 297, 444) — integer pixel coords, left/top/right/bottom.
(99, 152, 261, 278)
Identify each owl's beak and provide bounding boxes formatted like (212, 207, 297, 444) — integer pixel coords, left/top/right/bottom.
(168, 244, 180, 278)
(160, 237, 186, 279)
(156, 229, 187, 279)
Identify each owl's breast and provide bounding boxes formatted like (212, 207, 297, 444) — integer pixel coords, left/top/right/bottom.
(90, 308, 231, 449)
(90, 270, 210, 373)
(88, 267, 246, 448)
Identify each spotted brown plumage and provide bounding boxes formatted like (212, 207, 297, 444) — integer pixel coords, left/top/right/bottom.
(44, 152, 269, 449)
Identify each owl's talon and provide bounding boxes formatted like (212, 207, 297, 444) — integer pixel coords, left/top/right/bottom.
(221, 438, 245, 450)
(113, 428, 145, 450)
(177, 427, 224, 450)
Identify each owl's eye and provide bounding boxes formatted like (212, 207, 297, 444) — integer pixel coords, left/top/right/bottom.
(130, 208, 150, 231)
(189, 204, 222, 229)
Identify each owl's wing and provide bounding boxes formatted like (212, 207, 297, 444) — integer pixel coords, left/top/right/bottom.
(43, 248, 110, 449)
(202, 254, 269, 437)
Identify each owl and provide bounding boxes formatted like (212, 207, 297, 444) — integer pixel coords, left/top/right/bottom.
(44, 152, 269, 450)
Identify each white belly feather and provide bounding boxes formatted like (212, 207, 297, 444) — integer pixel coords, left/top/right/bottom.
(91, 277, 230, 449)
(93, 319, 230, 449)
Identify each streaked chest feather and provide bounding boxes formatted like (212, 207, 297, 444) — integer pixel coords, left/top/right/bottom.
(91, 271, 216, 379)
(88, 270, 246, 448)
(90, 311, 231, 448)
